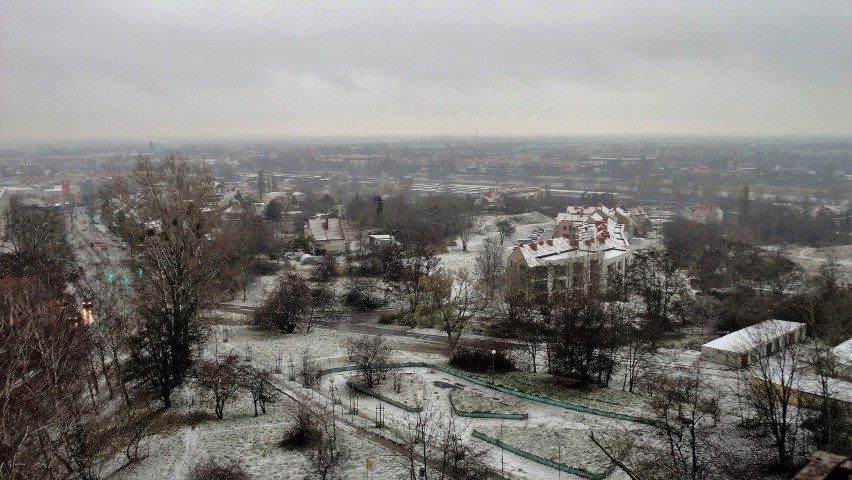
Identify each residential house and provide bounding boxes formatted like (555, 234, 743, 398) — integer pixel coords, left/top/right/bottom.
(507, 219, 631, 295)
(308, 217, 347, 254)
(690, 204, 723, 224)
(479, 190, 504, 209)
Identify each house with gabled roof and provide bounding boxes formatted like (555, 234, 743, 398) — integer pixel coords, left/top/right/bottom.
(690, 204, 723, 224)
(308, 217, 347, 254)
(507, 227, 631, 295)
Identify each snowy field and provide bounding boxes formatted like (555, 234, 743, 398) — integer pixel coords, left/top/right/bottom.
(98, 211, 800, 480)
(784, 243, 852, 284)
(438, 212, 555, 273)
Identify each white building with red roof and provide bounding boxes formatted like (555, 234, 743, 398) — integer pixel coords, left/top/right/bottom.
(507, 213, 631, 294)
(690, 204, 723, 224)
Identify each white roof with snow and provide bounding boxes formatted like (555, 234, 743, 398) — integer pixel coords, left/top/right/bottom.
(308, 217, 345, 241)
(702, 319, 805, 353)
(833, 338, 852, 368)
(513, 236, 629, 268)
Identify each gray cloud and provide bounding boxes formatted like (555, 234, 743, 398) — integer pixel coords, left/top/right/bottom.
(1, 0, 850, 142)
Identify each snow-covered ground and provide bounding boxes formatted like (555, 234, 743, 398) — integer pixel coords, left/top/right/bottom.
(438, 212, 554, 273)
(784, 244, 852, 284)
(102, 210, 800, 480)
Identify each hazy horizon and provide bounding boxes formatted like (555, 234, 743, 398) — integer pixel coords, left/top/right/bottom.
(2, 1, 850, 145)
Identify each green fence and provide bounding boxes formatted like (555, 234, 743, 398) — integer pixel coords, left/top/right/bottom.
(347, 381, 423, 413)
(448, 391, 528, 420)
(472, 430, 616, 480)
(318, 362, 660, 427)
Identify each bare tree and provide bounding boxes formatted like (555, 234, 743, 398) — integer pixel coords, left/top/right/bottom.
(435, 414, 490, 480)
(420, 269, 482, 350)
(346, 335, 391, 388)
(646, 366, 721, 480)
(380, 241, 440, 318)
(626, 248, 689, 331)
(457, 204, 485, 252)
(0, 277, 104, 479)
(398, 401, 443, 480)
(304, 283, 340, 334)
(802, 332, 852, 455)
(253, 272, 310, 333)
(547, 293, 625, 386)
(118, 398, 158, 463)
(241, 366, 278, 417)
(299, 347, 320, 388)
(495, 219, 515, 246)
(113, 154, 227, 407)
(397, 400, 489, 480)
(197, 353, 243, 419)
(474, 235, 504, 302)
(591, 367, 721, 480)
(739, 323, 803, 470)
(308, 409, 351, 480)
(495, 271, 543, 372)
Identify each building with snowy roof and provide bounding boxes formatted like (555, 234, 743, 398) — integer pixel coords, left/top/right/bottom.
(507, 229, 631, 295)
(700, 319, 806, 368)
(308, 217, 347, 254)
(833, 338, 852, 379)
(690, 204, 723, 224)
(556, 204, 642, 241)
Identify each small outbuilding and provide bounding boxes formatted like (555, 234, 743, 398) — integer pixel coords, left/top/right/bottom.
(299, 254, 318, 265)
(700, 319, 806, 368)
(833, 338, 852, 379)
(368, 234, 395, 248)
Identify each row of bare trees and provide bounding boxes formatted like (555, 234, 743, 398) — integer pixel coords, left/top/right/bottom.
(0, 194, 167, 478)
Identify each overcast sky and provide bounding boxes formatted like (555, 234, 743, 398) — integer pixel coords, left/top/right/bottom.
(1, 1, 850, 143)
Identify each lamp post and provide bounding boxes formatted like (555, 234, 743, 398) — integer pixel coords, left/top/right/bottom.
(491, 349, 497, 384)
(557, 432, 562, 480)
(500, 421, 505, 479)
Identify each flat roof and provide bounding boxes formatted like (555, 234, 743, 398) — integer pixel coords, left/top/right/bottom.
(702, 319, 805, 353)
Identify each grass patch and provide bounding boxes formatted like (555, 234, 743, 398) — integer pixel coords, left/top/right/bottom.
(449, 389, 525, 416)
(472, 371, 649, 417)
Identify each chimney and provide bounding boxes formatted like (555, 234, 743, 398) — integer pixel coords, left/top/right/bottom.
(538, 240, 544, 246)
(323, 218, 329, 230)
(546, 239, 553, 246)
(585, 239, 592, 246)
(529, 242, 537, 250)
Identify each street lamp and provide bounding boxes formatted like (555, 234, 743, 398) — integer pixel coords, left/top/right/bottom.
(491, 349, 497, 384)
(556, 432, 562, 480)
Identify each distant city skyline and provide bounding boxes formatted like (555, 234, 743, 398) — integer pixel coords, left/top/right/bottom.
(1, 1, 850, 145)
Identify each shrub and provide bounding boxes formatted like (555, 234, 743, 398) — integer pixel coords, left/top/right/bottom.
(449, 347, 515, 374)
(343, 278, 385, 311)
(281, 404, 321, 449)
(377, 310, 404, 325)
(189, 458, 251, 480)
(251, 260, 281, 276)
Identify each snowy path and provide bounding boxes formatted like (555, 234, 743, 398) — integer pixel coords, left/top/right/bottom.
(172, 426, 200, 480)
